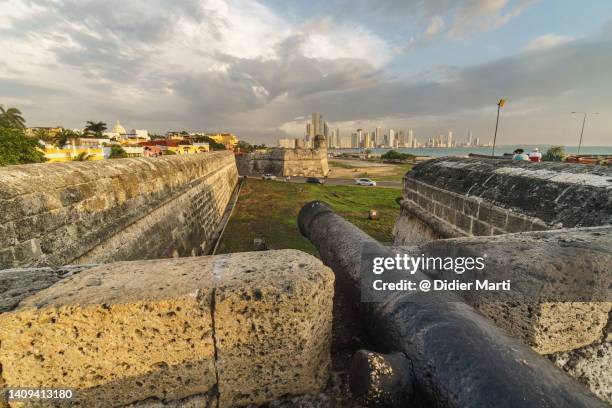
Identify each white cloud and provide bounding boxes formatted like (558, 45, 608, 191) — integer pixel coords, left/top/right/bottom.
(0, 0, 610, 147)
(524, 34, 575, 51)
(426, 16, 446, 37)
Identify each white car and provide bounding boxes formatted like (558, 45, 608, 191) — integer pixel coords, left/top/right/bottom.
(262, 173, 277, 180)
(355, 178, 376, 186)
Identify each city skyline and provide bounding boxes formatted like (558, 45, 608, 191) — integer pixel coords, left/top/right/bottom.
(1, 0, 612, 145)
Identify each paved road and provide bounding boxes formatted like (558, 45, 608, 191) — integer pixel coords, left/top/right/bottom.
(260, 177, 402, 189)
(329, 158, 394, 168)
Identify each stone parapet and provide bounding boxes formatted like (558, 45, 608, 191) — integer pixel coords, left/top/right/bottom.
(0, 152, 238, 269)
(236, 148, 329, 177)
(395, 157, 612, 244)
(0, 250, 334, 407)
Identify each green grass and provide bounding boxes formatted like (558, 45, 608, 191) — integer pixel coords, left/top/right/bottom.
(328, 160, 359, 169)
(215, 179, 401, 256)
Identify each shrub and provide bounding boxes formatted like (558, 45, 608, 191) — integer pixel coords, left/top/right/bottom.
(381, 150, 416, 161)
(108, 144, 128, 159)
(542, 146, 567, 162)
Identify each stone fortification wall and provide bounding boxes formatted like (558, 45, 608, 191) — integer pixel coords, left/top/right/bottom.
(392, 158, 612, 402)
(0, 250, 334, 407)
(0, 152, 238, 269)
(236, 148, 329, 177)
(395, 157, 612, 245)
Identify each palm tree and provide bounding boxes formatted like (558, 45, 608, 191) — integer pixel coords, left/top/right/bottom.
(83, 121, 107, 138)
(56, 129, 77, 147)
(72, 152, 91, 161)
(34, 128, 53, 143)
(0, 105, 26, 129)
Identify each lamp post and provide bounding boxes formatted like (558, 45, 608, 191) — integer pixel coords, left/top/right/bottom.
(571, 112, 599, 155)
(492, 99, 505, 157)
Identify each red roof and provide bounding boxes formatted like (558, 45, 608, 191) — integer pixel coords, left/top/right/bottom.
(139, 140, 193, 147)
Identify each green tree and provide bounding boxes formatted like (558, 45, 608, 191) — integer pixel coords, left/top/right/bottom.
(0, 123, 46, 166)
(236, 140, 254, 153)
(34, 128, 53, 143)
(0, 105, 26, 129)
(542, 146, 567, 162)
(84, 121, 107, 138)
(381, 150, 415, 161)
(56, 129, 77, 147)
(108, 144, 128, 159)
(163, 149, 176, 155)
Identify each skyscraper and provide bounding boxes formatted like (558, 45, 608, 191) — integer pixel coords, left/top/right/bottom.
(389, 129, 396, 148)
(312, 112, 324, 136)
(375, 127, 383, 147)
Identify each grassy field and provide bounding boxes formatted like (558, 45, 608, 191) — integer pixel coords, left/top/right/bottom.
(328, 160, 412, 182)
(215, 179, 401, 256)
(356, 163, 413, 181)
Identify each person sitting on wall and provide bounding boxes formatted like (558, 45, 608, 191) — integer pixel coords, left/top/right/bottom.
(529, 147, 543, 162)
(512, 148, 530, 161)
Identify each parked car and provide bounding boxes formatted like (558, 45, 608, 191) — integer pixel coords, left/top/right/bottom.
(262, 173, 277, 180)
(306, 177, 325, 184)
(355, 178, 377, 186)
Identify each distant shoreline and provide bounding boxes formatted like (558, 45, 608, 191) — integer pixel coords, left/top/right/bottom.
(330, 145, 612, 158)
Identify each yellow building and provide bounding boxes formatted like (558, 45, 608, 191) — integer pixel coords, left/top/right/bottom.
(167, 144, 206, 154)
(207, 133, 238, 149)
(43, 146, 105, 162)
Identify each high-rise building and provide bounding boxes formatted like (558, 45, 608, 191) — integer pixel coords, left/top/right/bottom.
(448, 131, 453, 148)
(351, 132, 359, 148)
(324, 122, 329, 138)
(467, 131, 473, 146)
(388, 129, 396, 148)
(312, 112, 324, 136)
(364, 132, 372, 148)
(407, 129, 414, 148)
(375, 127, 383, 147)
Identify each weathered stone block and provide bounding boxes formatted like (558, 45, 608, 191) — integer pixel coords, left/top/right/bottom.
(0, 258, 217, 407)
(506, 213, 533, 233)
(476, 301, 610, 355)
(478, 203, 508, 229)
(0, 251, 334, 407)
(463, 197, 481, 218)
(213, 250, 334, 407)
(471, 219, 492, 236)
(455, 212, 472, 233)
(550, 328, 611, 404)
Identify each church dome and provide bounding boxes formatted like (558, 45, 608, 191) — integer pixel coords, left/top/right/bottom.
(112, 120, 126, 135)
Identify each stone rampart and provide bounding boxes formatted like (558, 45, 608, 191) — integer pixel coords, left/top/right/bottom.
(0, 152, 238, 269)
(395, 157, 612, 245)
(236, 148, 329, 177)
(392, 158, 612, 402)
(0, 250, 334, 407)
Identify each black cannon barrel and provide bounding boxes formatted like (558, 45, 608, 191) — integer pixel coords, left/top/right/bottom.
(298, 201, 607, 408)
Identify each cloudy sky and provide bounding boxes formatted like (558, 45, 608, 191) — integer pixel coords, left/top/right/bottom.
(1, 0, 611, 145)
